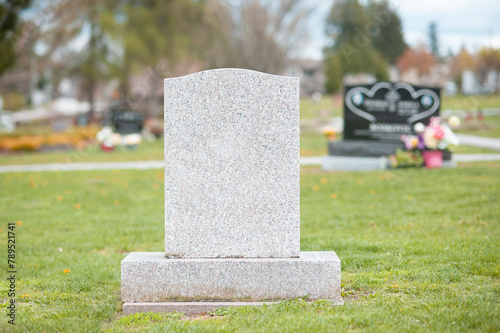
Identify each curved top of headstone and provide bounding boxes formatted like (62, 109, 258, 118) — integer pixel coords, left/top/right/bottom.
(164, 67, 295, 80)
(164, 68, 300, 259)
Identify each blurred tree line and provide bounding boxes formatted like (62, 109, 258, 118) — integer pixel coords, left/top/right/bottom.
(0, 0, 311, 117)
(2, 0, 500, 113)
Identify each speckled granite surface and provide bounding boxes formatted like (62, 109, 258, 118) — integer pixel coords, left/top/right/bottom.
(121, 252, 342, 304)
(164, 69, 300, 258)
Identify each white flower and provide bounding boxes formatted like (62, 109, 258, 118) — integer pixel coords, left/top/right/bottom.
(111, 133, 122, 146)
(448, 116, 461, 128)
(96, 127, 113, 142)
(443, 126, 460, 146)
(423, 128, 438, 149)
(124, 134, 142, 145)
(414, 122, 425, 133)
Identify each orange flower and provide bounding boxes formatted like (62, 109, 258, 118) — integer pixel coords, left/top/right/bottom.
(75, 204, 81, 210)
(331, 193, 337, 199)
(114, 200, 120, 206)
(63, 269, 70, 273)
(16, 221, 22, 226)
(312, 185, 319, 191)
(56, 195, 63, 202)
(320, 178, 328, 184)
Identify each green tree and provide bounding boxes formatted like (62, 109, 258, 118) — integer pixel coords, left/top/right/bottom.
(326, 0, 368, 47)
(476, 47, 500, 90)
(106, 0, 210, 115)
(367, 0, 406, 64)
(324, 0, 390, 92)
(324, 54, 342, 93)
(428, 21, 439, 59)
(26, 0, 118, 119)
(0, 0, 33, 75)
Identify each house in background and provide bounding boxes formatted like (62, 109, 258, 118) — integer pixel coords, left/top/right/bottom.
(282, 59, 326, 95)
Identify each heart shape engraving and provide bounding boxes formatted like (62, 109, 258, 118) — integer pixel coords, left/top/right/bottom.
(345, 82, 440, 124)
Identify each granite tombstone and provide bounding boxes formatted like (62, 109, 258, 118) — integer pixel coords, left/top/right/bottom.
(324, 82, 443, 170)
(343, 82, 441, 142)
(113, 110, 144, 135)
(121, 68, 342, 315)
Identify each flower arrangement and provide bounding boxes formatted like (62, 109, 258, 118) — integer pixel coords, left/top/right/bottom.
(321, 126, 336, 141)
(391, 116, 460, 169)
(401, 116, 460, 151)
(96, 126, 142, 151)
(389, 148, 423, 168)
(0, 127, 99, 152)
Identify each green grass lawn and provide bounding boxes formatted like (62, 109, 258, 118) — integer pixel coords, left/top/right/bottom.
(301, 133, 329, 156)
(1, 94, 499, 166)
(0, 140, 165, 166)
(0, 163, 498, 332)
(1, 133, 495, 167)
(454, 116, 500, 139)
(441, 94, 500, 111)
(449, 144, 499, 154)
(300, 96, 341, 119)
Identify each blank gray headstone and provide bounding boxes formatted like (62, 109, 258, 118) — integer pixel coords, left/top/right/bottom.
(164, 69, 300, 258)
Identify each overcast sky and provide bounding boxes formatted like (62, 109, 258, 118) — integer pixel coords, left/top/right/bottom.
(303, 0, 500, 59)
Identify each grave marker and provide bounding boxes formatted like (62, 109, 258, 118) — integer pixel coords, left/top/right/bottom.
(121, 69, 342, 315)
(344, 82, 441, 142)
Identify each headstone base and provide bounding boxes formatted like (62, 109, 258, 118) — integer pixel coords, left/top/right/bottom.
(121, 252, 342, 314)
(328, 141, 453, 160)
(322, 155, 389, 171)
(329, 140, 405, 157)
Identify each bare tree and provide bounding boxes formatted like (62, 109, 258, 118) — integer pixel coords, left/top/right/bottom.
(207, 0, 312, 74)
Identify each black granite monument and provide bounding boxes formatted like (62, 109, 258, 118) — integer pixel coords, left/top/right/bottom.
(330, 82, 441, 157)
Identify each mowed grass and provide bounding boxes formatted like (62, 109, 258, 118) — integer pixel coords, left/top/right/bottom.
(441, 94, 500, 111)
(0, 140, 165, 166)
(455, 116, 500, 139)
(1, 131, 495, 168)
(0, 133, 332, 166)
(0, 163, 499, 332)
(300, 133, 329, 156)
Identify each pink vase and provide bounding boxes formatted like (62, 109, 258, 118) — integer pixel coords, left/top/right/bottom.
(422, 150, 443, 169)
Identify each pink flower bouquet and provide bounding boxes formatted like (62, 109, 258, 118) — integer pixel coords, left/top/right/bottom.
(401, 117, 459, 151)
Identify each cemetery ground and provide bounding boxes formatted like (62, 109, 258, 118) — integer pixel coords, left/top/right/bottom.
(0, 162, 498, 332)
(1, 127, 498, 166)
(1, 95, 500, 166)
